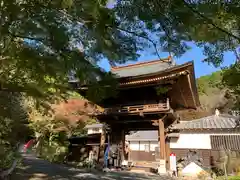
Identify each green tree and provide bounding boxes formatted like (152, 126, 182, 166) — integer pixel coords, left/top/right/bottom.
(2, 0, 240, 176)
(1, 0, 240, 102)
(196, 71, 236, 113)
(0, 0, 144, 174)
(197, 71, 223, 96)
(114, 0, 240, 66)
(222, 63, 240, 110)
(0, 92, 31, 177)
(0, 0, 143, 102)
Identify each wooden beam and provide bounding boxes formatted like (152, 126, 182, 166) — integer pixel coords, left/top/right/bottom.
(97, 113, 163, 122)
(120, 70, 188, 86)
(187, 74, 197, 108)
(178, 81, 188, 108)
(118, 79, 176, 90)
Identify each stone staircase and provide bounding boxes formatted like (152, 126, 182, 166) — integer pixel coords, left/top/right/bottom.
(131, 161, 159, 173)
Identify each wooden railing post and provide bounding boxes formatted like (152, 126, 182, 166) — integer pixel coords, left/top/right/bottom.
(166, 98, 170, 109)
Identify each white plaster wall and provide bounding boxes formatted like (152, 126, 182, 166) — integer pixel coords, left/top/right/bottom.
(129, 141, 159, 151)
(139, 141, 148, 151)
(150, 141, 159, 151)
(87, 129, 92, 134)
(170, 133, 211, 149)
(87, 128, 102, 134)
(170, 132, 240, 150)
(129, 141, 139, 151)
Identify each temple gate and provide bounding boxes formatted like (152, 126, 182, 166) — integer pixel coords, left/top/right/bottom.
(74, 57, 200, 173)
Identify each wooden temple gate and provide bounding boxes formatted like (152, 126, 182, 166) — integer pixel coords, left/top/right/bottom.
(75, 57, 200, 173)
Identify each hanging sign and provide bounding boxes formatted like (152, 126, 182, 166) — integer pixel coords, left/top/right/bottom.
(170, 153, 177, 171)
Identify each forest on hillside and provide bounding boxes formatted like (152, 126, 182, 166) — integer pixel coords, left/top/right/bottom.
(197, 70, 237, 114)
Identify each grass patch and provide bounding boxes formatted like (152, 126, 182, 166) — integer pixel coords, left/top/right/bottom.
(217, 176, 240, 180)
(229, 176, 240, 180)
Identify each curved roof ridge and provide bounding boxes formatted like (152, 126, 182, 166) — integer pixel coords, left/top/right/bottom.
(181, 114, 216, 123)
(220, 113, 238, 118)
(111, 56, 172, 71)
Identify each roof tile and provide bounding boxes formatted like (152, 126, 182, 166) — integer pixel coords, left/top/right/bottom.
(126, 131, 158, 141)
(111, 59, 174, 78)
(171, 114, 238, 130)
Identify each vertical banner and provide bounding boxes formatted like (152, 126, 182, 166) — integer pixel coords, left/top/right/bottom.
(104, 142, 110, 167)
(170, 153, 177, 171)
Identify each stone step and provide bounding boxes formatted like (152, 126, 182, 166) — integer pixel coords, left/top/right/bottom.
(134, 161, 159, 168)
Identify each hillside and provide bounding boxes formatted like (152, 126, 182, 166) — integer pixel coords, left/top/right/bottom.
(196, 71, 234, 113)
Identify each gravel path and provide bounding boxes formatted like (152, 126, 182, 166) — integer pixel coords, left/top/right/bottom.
(11, 154, 173, 180)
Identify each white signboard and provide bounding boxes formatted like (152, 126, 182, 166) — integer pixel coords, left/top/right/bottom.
(170, 153, 177, 171)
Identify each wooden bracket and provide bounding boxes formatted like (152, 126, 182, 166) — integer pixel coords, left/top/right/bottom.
(151, 114, 167, 126)
(139, 110, 144, 117)
(151, 120, 159, 126)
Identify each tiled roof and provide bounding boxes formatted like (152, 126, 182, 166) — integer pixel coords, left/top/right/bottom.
(126, 131, 158, 141)
(111, 58, 175, 78)
(171, 114, 239, 130)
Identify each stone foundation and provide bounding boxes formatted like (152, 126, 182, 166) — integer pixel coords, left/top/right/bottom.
(158, 159, 166, 174)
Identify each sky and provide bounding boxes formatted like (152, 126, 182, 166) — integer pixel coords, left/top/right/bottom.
(98, 43, 236, 78)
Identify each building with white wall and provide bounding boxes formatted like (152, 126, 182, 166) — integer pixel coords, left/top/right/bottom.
(168, 111, 240, 174)
(85, 123, 103, 135)
(126, 131, 159, 162)
(83, 112, 240, 174)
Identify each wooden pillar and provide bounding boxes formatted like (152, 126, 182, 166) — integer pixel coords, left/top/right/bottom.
(165, 137, 171, 170)
(159, 119, 166, 160)
(158, 118, 167, 174)
(121, 129, 125, 162)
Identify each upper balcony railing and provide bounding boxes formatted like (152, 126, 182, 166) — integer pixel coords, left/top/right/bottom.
(94, 98, 170, 115)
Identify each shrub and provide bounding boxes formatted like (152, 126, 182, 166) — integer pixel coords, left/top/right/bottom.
(197, 171, 210, 180)
(212, 167, 225, 177)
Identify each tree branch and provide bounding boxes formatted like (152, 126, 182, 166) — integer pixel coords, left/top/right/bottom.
(153, 0, 176, 55)
(110, 26, 161, 60)
(182, 0, 240, 42)
(8, 31, 45, 42)
(234, 49, 240, 63)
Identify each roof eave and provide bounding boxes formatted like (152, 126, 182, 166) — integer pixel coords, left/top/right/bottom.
(111, 56, 172, 71)
(126, 139, 158, 141)
(172, 127, 240, 131)
(115, 61, 194, 80)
